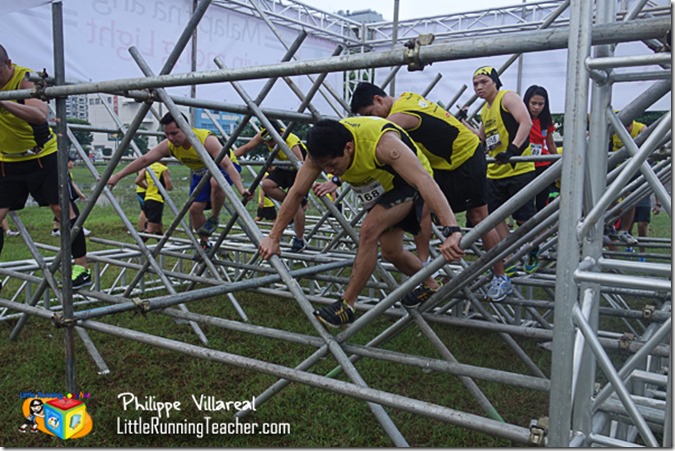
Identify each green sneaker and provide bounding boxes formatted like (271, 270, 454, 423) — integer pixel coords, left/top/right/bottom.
(504, 263, 519, 277)
(72, 265, 92, 290)
(523, 251, 540, 274)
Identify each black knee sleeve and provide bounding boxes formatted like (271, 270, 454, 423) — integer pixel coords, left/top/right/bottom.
(72, 229, 87, 259)
(0, 229, 4, 256)
(69, 215, 87, 259)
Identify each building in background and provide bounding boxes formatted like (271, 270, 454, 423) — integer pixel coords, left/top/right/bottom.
(337, 9, 383, 23)
(192, 108, 243, 138)
(86, 94, 183, 159)
(65, 94, 88, 120)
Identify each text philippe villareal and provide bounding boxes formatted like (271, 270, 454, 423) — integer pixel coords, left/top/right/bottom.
(116, 392, 259, 438)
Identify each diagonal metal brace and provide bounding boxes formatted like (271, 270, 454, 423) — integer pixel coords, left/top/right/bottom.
(403, 34, 435, 71)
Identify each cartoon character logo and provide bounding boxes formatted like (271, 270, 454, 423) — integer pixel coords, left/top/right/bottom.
(18, 399, 44, 433)
(19, 397, 93, 439)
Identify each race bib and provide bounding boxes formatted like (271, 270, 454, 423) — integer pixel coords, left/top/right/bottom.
(531, 143, 543, 156)
(352, 180, 386, 209)
(485, 133, 501, 151)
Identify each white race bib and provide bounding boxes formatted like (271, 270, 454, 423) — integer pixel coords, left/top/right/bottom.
(352, 180, 386, 209)
(531, 143, 543, 156)
(486, 133, 501, 151)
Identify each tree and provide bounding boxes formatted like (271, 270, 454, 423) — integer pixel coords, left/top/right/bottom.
(67, 118, 93, 152)
(132, 126, 149, 154)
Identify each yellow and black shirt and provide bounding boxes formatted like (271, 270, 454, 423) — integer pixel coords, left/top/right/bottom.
(480, 90, 534, 180)
(168, 128, 238, 171)
(0, 64, 57, 162)
(338, 116, 432, 209)
(144, 162, 169, 203)
(390, 92, 479, 171)
(266, 131, 307, 167)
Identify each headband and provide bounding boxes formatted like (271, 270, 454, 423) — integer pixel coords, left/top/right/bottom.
(473, 66, 502, 89)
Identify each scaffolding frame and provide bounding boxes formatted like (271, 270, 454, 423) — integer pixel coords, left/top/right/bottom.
(0, 0, 671, 446)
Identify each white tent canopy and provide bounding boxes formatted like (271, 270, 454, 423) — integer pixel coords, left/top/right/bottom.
(0, 0, 670, 114)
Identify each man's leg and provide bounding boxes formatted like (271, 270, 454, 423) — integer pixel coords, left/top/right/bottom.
(261, 177, 287, 203)
(341, 201, 414, 306)
(413, 203, 432, 263)
(467, 205, 506, 276)
(617, 205, 638, 246)
(189, 202, 209, 243)
(138, 210, 147, 232)
(380, 227, 439, 291)
(143, 201, 164, 240)
(0, 207, 8, 257)
(209, 178, 225, 219)
(313, 201, 415, 328)
(292, 205, 305, 242)
(50, 203, 90, 288)
(264, 176, 305, 247)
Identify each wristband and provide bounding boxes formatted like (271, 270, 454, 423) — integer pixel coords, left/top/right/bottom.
(440, 225, 462, 238)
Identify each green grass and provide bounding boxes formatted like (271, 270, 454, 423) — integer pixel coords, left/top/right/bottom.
(0, 162, 670, 447)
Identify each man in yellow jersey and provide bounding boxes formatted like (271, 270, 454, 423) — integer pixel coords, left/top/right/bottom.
(0, 45, 91, 289)
(108, 113, 251, 252)
(350, 82, 513, 302)
(259, 117, 464, 328)
(235, 122, 307, 252)
(135, 161, 172, 240)
(471, 66, 537, 291)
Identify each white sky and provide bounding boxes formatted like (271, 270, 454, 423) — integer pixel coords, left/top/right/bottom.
(297, 0, 524, 21)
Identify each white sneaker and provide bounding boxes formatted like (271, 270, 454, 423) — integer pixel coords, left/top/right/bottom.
(617, 230, 638, 246)
(51, 229, 60, 237)
(5, 230, 19, 237)
(83, 227, 92, 237)
(486, 275, 513, 302)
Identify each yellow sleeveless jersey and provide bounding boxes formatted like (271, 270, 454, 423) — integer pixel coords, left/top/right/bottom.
(266, 131, 307, 163)
(0, 64, 57, 162)
(168, 128, 238, 171)
(144, 162, 168, 203)
(611, 121, 646, 151)
(390, 92, 479, 171)
(339, 117, 432, 209)
(480, 90, 534, 180)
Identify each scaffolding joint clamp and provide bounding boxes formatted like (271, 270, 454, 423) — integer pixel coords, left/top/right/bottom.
(33, 69, 50, 101)
(642, 304, 655, 321)
(51, 312, 77, 328)
(403, 34, 435, 72)
(132, 297, 151, 317)
(143, 90, 157, 104)
(528, 416, 548, 446)
(619, 332, 635, 351)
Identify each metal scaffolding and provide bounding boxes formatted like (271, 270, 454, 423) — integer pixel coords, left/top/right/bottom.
(0, 0, 671, 446)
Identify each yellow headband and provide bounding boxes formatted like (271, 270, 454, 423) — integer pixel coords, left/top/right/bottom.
(473, 66, 502, 89)
(473, 66, 495, 77)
